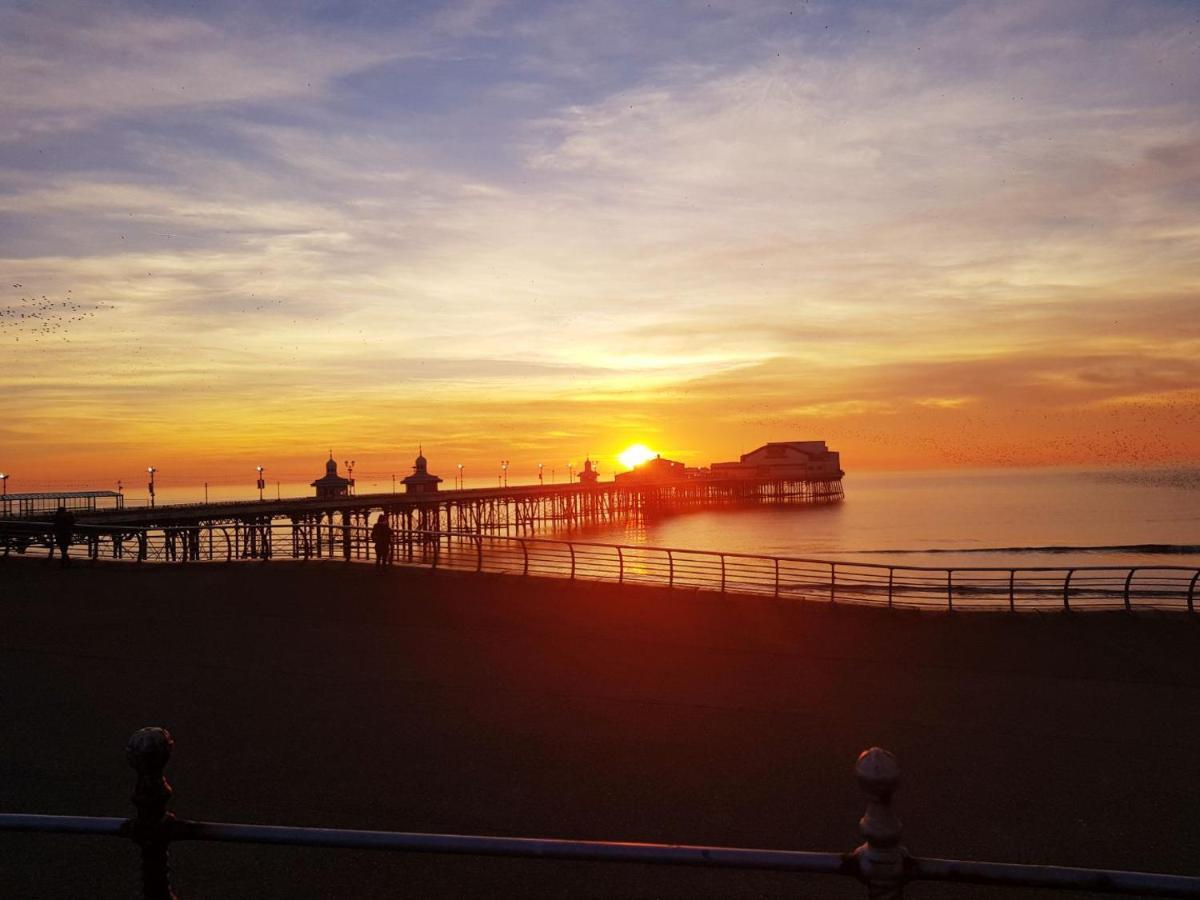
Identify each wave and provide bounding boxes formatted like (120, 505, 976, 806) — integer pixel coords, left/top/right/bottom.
(848, 544, 1200, 556)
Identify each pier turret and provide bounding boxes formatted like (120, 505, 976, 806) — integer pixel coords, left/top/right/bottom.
(579, 457, 599, 485)
(402, 447, 443, 495)
(311, 452, 352, 499)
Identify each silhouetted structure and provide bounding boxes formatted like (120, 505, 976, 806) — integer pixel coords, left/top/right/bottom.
(66, 443, 845, 558)
(311, 453, 352, 499)
(402, 449, 443, 495)
(614, 454, 687, 484)
(1, 490, 123, 518)
(578, 458, 599, 485)
(710, 441, 842, 480)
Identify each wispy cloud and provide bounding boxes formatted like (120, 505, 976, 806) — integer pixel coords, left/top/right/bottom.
(2, 0, 1198, 483)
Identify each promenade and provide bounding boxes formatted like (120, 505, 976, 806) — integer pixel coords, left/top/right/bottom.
(3, 560, 1199, 897)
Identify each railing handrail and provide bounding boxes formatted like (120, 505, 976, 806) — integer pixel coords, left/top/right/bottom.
(2, 732, 1197, 897)
(397, 527, 1200, 576)
(7, 520, 1197, 576)
(6, 520, 1199, 612)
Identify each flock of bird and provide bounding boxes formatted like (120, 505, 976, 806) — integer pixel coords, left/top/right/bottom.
(1, 288, 107, 342)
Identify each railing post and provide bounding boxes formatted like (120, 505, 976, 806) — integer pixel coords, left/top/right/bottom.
(1009, 569, 1015, 612)
(667, 549, 674, 588)
(475, 534, 483, 572)
(852, 747, 906, 899)
(1063, 569, 1074, 612)
(774, 558, 780, 598)
(138, 532, 147, 562)
(720, 554, 726, 593)
(887, 568, 894, 608)
(124, 727, 178, 900)
(1124, 568, 1136, 612)
(431, 532, 440, 570)
(617, 546, 624, 584)
(520, 538, 528, 576)
(946, 570, 953, 611)
(1189, 571, 1199, 614)
(829, 562, 836, 604)
(569, 542, 576, 580)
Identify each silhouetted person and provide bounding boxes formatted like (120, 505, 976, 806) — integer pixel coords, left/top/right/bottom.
(51, 505, 75, 567)
(371, 514, 393, 569)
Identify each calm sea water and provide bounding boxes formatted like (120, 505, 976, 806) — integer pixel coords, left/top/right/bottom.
(574, 467, 1200, 569)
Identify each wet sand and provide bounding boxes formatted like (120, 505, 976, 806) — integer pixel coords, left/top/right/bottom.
(2, 559, 1199, 898)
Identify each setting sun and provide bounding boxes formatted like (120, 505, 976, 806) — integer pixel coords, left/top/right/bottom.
(618, 444, 658, 470)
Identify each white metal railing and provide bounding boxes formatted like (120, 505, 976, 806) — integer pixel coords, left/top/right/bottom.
(2, 727, 1198, 898)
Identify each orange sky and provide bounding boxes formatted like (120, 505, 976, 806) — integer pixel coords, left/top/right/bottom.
(2, 1, 1198, 491)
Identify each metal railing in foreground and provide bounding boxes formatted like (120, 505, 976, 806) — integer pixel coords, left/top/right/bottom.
(2, 729, 1197, 898)
(4, 520, 1200, 612)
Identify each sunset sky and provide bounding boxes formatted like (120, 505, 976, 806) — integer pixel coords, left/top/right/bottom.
(2, 0, 1198, 491)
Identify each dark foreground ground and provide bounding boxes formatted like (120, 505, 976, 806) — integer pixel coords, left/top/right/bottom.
(2, 559, 1199, 899)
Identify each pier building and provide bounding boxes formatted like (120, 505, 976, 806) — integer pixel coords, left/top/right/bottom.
(710, 441, 842, 480)
(578, 458, 599, 485)
(402, 450, 443, 494)
(311, 454, 353, 499)
(0, 490, 124, 519)
(614, 455, 687, 484)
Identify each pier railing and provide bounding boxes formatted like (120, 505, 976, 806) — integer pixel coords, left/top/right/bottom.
(2, 728, 1198, 898)
(3, 520, 1199, 612)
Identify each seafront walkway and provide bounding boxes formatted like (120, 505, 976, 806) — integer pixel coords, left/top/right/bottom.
(2, 562, 1199, 897)
(3, 519, 1199, 612)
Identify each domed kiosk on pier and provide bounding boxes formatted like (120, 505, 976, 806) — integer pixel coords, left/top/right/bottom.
(402, 448, 443, 495)
(311, 453, 353, 499)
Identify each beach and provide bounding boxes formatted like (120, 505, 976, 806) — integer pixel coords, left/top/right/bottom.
(3, 559, 1199, 898)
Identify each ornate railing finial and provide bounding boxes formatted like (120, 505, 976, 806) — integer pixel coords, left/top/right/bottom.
(853, 747, 907, 899)
(126, 727, 178, 900)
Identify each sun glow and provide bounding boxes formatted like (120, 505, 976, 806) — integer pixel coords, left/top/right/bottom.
(618, 443, 658, 469)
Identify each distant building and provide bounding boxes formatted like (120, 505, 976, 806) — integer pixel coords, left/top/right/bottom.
(614, 454, 687, 484)
(311, 453, 353, 499)
(710, 441, 842, 480)
(402, 448, 443, 494)
(578, 457, 599, 485)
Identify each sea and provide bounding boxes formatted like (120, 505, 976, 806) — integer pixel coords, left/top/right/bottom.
(574, 466, 1200, 570)
(138, 466, 1199, 570)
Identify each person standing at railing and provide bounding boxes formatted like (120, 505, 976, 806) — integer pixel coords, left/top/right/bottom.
(51, 505, 75, 567)
(371, 513, 393, 569)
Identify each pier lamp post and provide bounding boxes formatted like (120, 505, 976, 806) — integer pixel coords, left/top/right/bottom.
(256, 466, 265, 502)
(457, 464, 463, 490)
(538, 463, 543, 486)
(502, 460, 509, 488)
(345, 459, 355, 495)
(147, 467, 156, 508)
(568, 462, 574, 483)
(0, 473, 7, 496)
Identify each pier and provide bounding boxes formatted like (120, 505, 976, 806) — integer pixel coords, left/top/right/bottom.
(64, 475, 845, 560)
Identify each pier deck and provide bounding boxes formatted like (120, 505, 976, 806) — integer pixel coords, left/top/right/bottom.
(68, 476, 845, 538)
